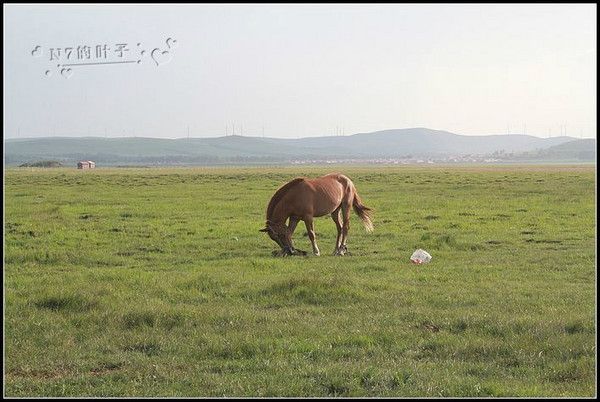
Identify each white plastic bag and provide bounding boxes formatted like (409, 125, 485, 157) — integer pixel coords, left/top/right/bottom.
(410, 249, 432, 264)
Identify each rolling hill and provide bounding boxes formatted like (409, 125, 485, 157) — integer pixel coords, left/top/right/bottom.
(4, 128, 590, 166)
(513, 138, 596, 161)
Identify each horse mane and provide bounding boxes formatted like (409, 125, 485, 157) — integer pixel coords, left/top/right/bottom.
(266, 178, 305, 222)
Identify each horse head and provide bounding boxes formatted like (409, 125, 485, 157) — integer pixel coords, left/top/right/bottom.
(260, 221, 293, 253)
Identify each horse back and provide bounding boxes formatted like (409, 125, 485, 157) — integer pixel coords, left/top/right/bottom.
(269, 173, 356, 221)
(303, 174, 354, 216)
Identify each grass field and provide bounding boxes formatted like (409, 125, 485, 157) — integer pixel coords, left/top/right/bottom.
(4, 165, 597, 397)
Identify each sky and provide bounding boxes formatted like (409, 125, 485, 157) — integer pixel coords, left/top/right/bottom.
(3, 3, 597, 139)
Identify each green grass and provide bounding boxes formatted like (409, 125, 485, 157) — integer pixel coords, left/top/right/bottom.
(4, 165, 596, 397)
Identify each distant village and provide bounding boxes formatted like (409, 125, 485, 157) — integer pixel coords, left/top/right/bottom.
(291, 155, 503, 165)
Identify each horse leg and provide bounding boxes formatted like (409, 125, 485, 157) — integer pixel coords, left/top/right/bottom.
(288, 216, 299, 248)
(304, 217, 320, 256)
(331, 208, 343, 255)
(339, 203, 351, 255)
(288, 216, 306, 255)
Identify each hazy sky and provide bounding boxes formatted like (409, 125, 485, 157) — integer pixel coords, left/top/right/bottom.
(3, 3, 597, 139)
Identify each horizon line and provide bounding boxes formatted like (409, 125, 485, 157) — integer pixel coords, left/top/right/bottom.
(4, 127, 594, 141)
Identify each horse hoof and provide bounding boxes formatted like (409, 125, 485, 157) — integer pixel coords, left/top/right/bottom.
(333, 246, 349, 256)
(273, 249, 307, 257)
(272, 250, 290, 257)
(293, 249, 307, 256)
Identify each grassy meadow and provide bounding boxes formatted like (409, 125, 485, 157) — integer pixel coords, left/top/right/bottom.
(3, 165, 597, 397)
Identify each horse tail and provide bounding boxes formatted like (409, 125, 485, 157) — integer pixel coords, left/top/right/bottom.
(352, 189, 374, 233)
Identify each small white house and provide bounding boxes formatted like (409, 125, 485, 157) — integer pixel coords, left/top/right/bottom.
(77, 160, 96, 169)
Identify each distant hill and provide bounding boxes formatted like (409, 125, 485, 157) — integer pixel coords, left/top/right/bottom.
(513, 139, 596, 161)
(291, 128, 578, 157)
(4, 128, 587, 166)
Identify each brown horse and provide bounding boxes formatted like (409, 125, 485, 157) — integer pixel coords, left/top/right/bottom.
(260, 173, 373, 256)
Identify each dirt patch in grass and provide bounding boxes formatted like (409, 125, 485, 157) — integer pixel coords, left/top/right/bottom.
(524, 239, 563, 244)
(90, 362, 124, 376)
